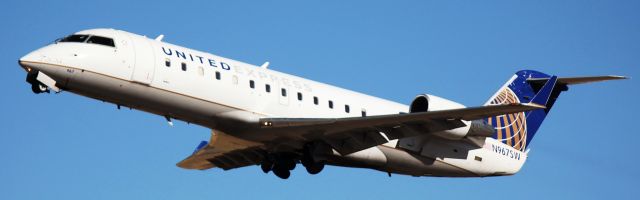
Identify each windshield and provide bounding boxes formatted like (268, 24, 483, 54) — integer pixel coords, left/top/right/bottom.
(86, 35, 115, 47)
(57, 34, 115, 47)
(59, 34, 90, 43)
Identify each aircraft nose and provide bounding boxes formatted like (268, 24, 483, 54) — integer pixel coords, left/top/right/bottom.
(19, 51, 42, 64)
(18, 49, 47, 72)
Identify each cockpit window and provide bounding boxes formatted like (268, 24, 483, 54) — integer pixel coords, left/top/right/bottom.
(57, 34, 115, 48)
(59, 34, 90, 43)
(86, 36, 115, 47)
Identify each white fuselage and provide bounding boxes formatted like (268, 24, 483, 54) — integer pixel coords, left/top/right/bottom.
(19, 29, 527, 177)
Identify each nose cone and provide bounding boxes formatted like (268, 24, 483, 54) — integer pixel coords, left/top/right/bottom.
(18, 50, 43, 70)
(20, 52, 35, 62)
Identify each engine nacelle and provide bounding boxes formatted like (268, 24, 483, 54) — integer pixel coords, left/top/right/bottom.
(409, 94, 494, 140)
(409, 94, 465, 113)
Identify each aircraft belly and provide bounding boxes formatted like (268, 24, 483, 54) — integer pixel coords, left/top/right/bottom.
(376, 146, 477, 177)
(326, 145, 477, 177)
(327, 147, 387, 169)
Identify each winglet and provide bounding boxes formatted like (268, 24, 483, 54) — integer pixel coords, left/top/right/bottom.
(192, 141, 208, 155)
(530, 75, 558, 106)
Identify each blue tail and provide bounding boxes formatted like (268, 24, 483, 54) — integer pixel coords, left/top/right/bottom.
(484, 70, 568, 152)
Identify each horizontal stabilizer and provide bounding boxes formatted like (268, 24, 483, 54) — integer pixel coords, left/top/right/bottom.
(528, 75, 627, 85)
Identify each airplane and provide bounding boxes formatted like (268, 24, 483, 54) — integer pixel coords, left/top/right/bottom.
(18, 28, 626, 179)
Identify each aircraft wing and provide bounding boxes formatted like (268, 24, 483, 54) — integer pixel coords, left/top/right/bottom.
(258, 103, 544, 155)
(176, 103, 542, 171)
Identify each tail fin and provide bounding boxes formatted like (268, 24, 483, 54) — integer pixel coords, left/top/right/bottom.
(484, 70, 625, 152)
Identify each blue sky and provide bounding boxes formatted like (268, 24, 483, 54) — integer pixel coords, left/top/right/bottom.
(1, 0, 638, 199)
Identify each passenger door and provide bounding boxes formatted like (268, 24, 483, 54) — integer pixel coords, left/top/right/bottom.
(129, 36, 156, 85)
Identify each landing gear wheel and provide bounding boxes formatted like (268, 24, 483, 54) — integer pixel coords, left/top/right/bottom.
(27, 71, 49, 94)
(301, 144, 325, 175)
(260, 160, 273, 173)
(272, 166, 290, 179)
(31, 83, 49, 94)
(304, 161, 325, 175)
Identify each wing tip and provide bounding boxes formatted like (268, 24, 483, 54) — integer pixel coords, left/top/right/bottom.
(521, 103, 547, 109)
(611, 75, 629, 80)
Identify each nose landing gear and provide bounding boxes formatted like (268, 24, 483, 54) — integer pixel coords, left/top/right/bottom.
(26, 71, 49, 94)
(25, 70, 61, 94)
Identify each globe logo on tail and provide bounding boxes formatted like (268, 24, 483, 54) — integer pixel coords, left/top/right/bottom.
(487, 88, 528, 152)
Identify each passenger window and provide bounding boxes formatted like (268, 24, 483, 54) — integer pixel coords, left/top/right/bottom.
(215, 71, 221, 80)
(328, 101, 334, 109)
(313, 96, 318, 105)
(181, 62, 187, 71)
(297, 92, 303, 101)
(86, 36, 115, 47)
(250, 80, 255, 89)
(165, 59, 171, 67)
(345, 105, 350, 113)
(361, 109, 367, 117)
(265, 84, 271, 93)
(281, 88, 287, 97)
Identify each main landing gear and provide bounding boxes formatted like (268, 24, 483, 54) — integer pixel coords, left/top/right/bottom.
(260, 144, 327, 179)
(301, 144, 325, 175)
(260, 153, 297, 179)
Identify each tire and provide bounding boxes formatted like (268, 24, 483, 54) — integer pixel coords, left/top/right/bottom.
(31, 83, 48, 94)
(272, 166, 290, 179)
(301, 154, 313, 168)
(31, 84, 43, 94)
(305, 161, 325, 175)
(260, 161, 272, 173)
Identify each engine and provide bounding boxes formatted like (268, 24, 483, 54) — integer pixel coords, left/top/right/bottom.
(409, 94, 494, 140)
(409, 94, 465, 112)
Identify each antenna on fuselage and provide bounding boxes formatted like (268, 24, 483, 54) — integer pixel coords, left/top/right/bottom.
(260, 61, 270, 69)
(155, 34, 164, 41)
(164, 115, 173, 126)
